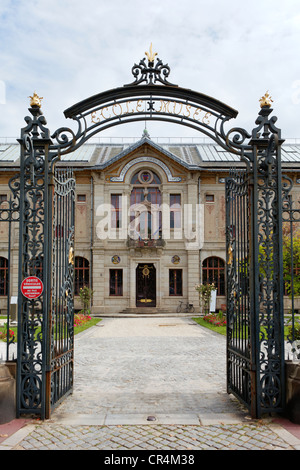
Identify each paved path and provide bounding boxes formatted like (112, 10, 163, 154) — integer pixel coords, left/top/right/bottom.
(53, 316, 245, 423)
(1, 316, 300, 451)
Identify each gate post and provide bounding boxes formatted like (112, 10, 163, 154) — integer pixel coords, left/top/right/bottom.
(248, 99, 285, 417)
(16, 95, 54, 419)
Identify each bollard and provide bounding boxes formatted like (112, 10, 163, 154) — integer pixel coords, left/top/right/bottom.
(0, 364, 16, 424)
(285, 361, 300, 424)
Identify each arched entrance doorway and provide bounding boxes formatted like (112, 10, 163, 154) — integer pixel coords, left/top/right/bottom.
(136, 263, 156, 307)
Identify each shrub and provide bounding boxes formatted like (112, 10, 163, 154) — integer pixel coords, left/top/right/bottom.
(0, 323, 15, 342)
(78, 286, 94, 316)
(195, 283, 216, 314)
(203, 311, 226, 327)
(74, 313, 91, 328)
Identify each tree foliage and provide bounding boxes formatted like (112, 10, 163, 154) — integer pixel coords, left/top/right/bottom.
(283, 230, 300, 297)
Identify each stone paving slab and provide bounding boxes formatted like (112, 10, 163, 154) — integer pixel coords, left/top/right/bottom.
(1, 316, 300, 451)
(54, 317, 243, 419)
(3, 421, 297, 451)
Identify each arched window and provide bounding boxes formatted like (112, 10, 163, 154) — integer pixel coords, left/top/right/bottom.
(202, 257, 225, 296)
(130, 169, 161, 185)
(74, 256, 90, 295)
(130, 169, 162, 240)
(0, 257, 8, 296)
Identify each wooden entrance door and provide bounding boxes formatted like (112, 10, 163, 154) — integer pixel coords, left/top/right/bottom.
(136, 263, 156, 307)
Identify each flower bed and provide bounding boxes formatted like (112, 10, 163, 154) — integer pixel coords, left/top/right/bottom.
(203, 313, 226, 327)
(74, 313, 92, 327)
(0, 327, 15, 342)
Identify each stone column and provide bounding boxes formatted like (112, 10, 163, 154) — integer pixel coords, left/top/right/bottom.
(92, 248, 105, 312)
(129, 257, 137, 308)
(185, 177, 200, 308)
(187, 250, 200, 308)
(91, 172, 106, 312)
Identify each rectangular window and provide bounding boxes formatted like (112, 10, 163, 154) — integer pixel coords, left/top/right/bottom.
(74, 257, 90, 295)
(111, 194, 122, 228)
(205, 194, 214, 202)
(77, 194, 86, 202)
(170, 194, 181, 229)
(0, 257, 8, 296)
(0, 194, 7, 204)
(169, 269, 182, 296)
(109, 269, 123, 296)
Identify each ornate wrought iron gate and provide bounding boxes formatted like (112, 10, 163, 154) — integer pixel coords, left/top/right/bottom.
(0, 183, 20, 361)
(226, 170, 253, 414)
(226, 105, 286, 419)
(49, 168, 75, 415)
(1, 48, 291, 420)
(13, 104, 75, 419)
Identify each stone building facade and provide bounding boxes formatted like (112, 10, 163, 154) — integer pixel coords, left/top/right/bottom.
(1, 136, 300, 314)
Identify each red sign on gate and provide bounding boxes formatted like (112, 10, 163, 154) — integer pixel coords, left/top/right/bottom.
(21, 276, 44, 299)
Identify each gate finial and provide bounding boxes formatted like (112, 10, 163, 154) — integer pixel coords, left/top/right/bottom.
(145, 43, 158, 65)
(125, 46, 177, 87)
(28, 91, 43, 108)
(259, 91, 273, 108)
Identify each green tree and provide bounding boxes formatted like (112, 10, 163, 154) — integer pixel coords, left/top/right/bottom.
(259, 228, 300, 297)
(79, 286, 94, 315)
(195, 283, 216, 314)
(283, 231, 300, 296)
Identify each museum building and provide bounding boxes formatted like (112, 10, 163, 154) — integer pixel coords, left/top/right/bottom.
(1, 134, 300, 314)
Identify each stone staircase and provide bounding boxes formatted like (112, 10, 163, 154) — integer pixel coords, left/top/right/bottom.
(119, 307, 174, 315)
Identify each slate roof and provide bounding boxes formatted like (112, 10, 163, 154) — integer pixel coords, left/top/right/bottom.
(1, 137, 300, 170)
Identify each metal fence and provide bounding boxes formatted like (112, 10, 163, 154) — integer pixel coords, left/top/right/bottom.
(282, 175, 300, 360)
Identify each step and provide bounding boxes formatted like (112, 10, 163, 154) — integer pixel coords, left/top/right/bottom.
(120, 308, 172, 314)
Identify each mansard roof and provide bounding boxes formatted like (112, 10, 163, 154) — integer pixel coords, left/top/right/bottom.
(1, 137, 300, 171)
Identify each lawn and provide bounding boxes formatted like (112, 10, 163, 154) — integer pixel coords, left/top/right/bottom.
(0, 314, 101, 342)
(193, 315, 227, 336)
(193, 313, 300, 340)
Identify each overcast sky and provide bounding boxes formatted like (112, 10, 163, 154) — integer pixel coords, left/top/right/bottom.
(0, 0, 300, 142)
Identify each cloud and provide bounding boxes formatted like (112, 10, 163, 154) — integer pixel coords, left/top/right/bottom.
(0, 0, 299, 140)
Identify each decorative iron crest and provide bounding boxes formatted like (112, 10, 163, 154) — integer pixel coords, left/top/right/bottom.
(259, 91, 273, 108)
(125, 44, 177, 87)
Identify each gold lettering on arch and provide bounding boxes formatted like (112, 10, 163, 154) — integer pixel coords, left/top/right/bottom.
(91, 111, 99, 124)
(184, 104, 191, 118)
(112, 103, 122, 116)
(173, 101, 183, 115)
(136, 99, 144, 112)
(124, 101, 134, 114)
(193, 107, 202, 120)
(101, 107, 111, 120)
(157, 100, 171, 113)
(90, 98, 212, 126)
(91, 107, 111, 124)
(202, 112, 211, 125)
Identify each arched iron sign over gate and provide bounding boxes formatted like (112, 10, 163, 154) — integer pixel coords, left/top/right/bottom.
(50, 47, 249, 157)
(11, 46, 286, 420)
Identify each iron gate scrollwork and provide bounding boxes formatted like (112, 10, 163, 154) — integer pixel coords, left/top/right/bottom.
(226, 103, 286, 418)
(0, 180, 20, 361)
(16, 104, 53, 418)
(10, 49, 290, 420)
(226, 170, 253, 413)
(15, 102, 75, 419)
(50, 168, 75, 413)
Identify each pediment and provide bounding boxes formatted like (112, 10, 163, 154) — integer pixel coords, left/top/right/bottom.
(102, 136, 192, 183)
